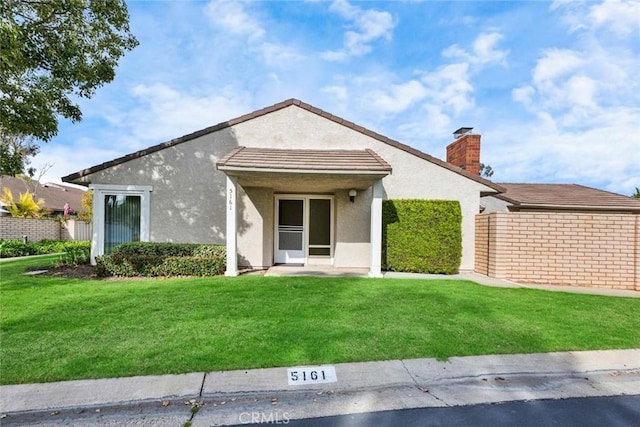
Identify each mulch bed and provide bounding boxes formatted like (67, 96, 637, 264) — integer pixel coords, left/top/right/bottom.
(28, 265, 99, 279)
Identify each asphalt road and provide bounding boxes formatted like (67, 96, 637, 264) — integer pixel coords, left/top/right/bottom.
(276, 395, 640, 427)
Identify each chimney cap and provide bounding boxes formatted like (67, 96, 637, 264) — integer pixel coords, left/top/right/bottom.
(453, 127, 473, 138)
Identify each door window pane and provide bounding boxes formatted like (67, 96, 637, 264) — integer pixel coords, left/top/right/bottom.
(104, 195, 141, 254)
(279, 200, 304, 226)
(309, 199, 331, 246)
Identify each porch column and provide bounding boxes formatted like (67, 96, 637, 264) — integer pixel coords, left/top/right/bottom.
(369, 179, 383, 278)
(225, 175, 239, 277)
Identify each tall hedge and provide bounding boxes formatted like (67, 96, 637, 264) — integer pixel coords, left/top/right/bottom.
(382, 199, 462, 274)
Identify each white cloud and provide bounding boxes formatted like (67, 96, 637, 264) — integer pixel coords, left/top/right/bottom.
(532, 48, 584, 86)
(125, 83, 251, 146)
(553, 0, 640, 37)
(205, 0, 265, 39)
(322, 0, 396, 61)
(443, 31, 508, 65)
(361, 80, 428, 114)
(588, 0, 640, 37)
(496, 0, 640, 194)
(205, 1, 302, 66)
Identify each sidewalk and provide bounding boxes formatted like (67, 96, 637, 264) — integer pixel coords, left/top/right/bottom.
(1, 349, 639, 425)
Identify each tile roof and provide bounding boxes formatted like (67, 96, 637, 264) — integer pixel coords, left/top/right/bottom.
(62, 98, 502, 193)
(1, 176, 86, 214)
(217, 147, 392, 174)
(495, 183, 640, 211)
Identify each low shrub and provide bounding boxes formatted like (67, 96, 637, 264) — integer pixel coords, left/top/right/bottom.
(96, 242, 226, 277)
(0, 239, 90, 258)
(58, 241, 91, 266)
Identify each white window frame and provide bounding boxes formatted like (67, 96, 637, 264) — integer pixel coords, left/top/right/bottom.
(90, 184, 152, 264)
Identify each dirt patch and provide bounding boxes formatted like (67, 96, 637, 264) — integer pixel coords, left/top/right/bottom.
(30, 265, 99, 280)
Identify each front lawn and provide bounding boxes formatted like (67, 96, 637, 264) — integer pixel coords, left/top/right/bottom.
(1, 256, 639, 385)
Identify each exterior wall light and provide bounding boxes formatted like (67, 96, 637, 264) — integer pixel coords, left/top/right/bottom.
(349, 189, 357, 203)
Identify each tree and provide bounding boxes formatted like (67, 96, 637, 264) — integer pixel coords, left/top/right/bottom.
(0, 0, 138, 143)
(479, 162, 494, 178)
(78, 189, 92, 221)
(1, 187, 44, 218)
(0, 131, 39, 176)
(632, 188, 640, 199)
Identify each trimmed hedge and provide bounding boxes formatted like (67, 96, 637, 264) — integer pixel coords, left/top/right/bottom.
(382, 199, 462, 274)
(95, 242, 226, 277)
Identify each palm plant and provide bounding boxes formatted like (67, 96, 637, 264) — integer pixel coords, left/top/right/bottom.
(1, 188, 44, 218)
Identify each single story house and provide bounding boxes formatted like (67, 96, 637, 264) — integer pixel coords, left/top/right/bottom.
(63, 99, 502, 276)
(1, 175, 86, 217)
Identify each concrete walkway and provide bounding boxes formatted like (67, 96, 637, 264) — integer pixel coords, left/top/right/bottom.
(265, 266, 640, 298)
(1, 349, 639, 425)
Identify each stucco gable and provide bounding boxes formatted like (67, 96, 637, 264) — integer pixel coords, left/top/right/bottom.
(62, 98, 503, 194)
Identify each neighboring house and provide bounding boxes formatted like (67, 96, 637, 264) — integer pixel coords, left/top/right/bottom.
(477, 183, 640, 290)
(481, 183, 640, 213)
(62, 99, 503, 276)
(0, 175, 86, 217)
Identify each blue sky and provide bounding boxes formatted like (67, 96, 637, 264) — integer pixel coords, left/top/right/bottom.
(37, 0, 639, 196)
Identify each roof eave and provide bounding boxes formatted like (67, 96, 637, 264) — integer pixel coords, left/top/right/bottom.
(513, 203, 640, 212)
(217, 166, 391, 176)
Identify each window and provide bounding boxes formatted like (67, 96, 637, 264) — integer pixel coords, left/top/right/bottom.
(90, 184, 152, 262)
(104, 195, 141, 254)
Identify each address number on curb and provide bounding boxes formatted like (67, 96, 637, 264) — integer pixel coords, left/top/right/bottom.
(287, 366, 337, 385)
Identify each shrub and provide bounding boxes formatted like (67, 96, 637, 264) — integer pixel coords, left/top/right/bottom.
(382, 199, 462, 274)
(96, 242, 226, 277)
(58, 241, 91, 266)
(0, 239, 90, 258)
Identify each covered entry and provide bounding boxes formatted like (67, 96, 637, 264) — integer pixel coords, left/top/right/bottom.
(216, 146, 391, 277)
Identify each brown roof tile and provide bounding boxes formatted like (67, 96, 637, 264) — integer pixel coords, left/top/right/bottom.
(1, 176, 86, 214)
(217, 147, 392, 173)
(495, 183, 640, 210)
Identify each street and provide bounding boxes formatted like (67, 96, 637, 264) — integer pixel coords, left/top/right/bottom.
(277, 395, 640, 427)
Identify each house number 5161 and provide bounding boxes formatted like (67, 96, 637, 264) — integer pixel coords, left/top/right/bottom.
(287, 366, 337, 385)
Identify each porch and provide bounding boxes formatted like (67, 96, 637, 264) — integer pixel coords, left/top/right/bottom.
(216, 147, 392, 278)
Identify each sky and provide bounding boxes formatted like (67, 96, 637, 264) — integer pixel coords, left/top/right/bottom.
(35, 0, 640, 196)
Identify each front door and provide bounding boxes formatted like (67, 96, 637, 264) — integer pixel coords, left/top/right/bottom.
(276, 198, 305, 264)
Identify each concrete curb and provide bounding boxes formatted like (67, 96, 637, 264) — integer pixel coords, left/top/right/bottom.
(2, 349, 639, 417)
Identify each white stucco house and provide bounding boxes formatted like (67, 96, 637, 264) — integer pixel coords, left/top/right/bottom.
(63, 99, 503, 277)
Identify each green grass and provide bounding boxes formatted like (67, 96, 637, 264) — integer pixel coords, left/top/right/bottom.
(1, 256, 639, 385)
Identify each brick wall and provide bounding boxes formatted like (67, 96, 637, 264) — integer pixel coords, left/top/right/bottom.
(475, 212, 640, 290)
(0, 217, 92, 242)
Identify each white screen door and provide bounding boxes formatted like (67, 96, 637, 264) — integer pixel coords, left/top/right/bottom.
(276, 199, 305, 264)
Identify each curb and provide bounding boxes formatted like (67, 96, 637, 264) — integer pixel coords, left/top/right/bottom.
(2, 349, 639, 417)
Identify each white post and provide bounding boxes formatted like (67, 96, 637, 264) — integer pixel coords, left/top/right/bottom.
(369, 179, 383, 278)
(225, 175, 239, 277)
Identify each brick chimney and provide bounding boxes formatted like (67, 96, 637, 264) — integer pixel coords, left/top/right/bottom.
(446, 127, 481, 175)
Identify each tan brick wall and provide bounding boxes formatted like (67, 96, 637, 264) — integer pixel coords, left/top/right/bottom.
(0, 217, 61, 242)
(0, 217, 92, 242)
(475, 212, 640, 291)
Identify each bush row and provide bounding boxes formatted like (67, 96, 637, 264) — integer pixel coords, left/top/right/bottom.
(95, 242, 226, 277)
(382, 199, 462, 274)
(0, 239, 90, 259)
